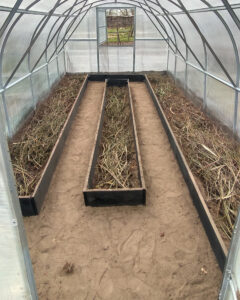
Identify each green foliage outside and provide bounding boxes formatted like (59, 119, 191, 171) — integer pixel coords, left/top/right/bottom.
(107, 26, 134, 43)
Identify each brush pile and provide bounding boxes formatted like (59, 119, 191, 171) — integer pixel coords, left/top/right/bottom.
(148, 73, 240, 242)
(93, 85, 139, 189)
(9, 74, 84, 196)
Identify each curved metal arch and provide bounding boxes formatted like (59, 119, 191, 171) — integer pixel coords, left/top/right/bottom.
(48, 1, 91, 62)
(202, 0, 240, 85)
(142, 5, 182, 65)
(27, 16, 48, 72)
(221, 0, 240, 32)
(1, 0, 86, 86)
(53, 0, 171, 60)
(155, 0, 206, 70)
(52, 0, 88, 59)
(202, 0, 240, 132)
(0, 0, 41, 87)
(140, 4, 179, 58)
(0, 0, 23, 40)
(28, 0, 87, 73)
(1, 0, 62, 88)
(176, 0, 235, 86)
(45, 0, 80, 61)
(1, 0, 240, 88)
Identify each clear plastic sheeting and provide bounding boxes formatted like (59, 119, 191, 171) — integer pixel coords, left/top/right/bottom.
(66, 40, 97, 72)
(5, 76, 33, 135)
(1, 1, 240, 298)
(0, 109, 37, 299)
(206, 77, 235, 129)
(99, 46, 134, 72)
(135, 7, 161, 38)
(135, 40, 167, 71)
(187, 65, 204, 100)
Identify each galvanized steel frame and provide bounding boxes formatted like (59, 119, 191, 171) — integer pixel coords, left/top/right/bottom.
(1, 1, 240, 299)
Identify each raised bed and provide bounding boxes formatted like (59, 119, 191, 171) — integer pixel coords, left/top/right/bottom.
(16, 75, 88, 216)
(145, 74, 228, 271)
(83, 78, 146, 206)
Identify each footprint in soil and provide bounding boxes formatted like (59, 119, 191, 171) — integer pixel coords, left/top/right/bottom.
(62, 262, 75, 275)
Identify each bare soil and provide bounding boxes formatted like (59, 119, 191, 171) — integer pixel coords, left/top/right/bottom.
(9, 74, 84, 196)
(148, 72, 240, 244)
(93, 85, 139, 189)
(24, 81, 221, 299)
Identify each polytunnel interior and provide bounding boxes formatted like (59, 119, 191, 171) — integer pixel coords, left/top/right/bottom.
(1, 0, 240, 299)
(1, 0, 240, 138)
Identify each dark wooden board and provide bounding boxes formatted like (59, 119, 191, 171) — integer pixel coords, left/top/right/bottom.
(145, 74, 227, 271)
(83, 78, 146, 206)
(19, 75, 89, 216)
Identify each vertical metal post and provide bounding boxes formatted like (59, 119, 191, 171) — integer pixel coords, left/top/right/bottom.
(63, 45, 67, 74)
(184, 43, 189, 93)
(166, 41, 170, 72)
(29, 73, 36, 108)
(105, 9, 108, 43)
(203, 44, 208, 110)
(174, 53, 177, 82)
(96, 8, 100, 72)
(133, 7, 136, 72)
(184, 61, 188, 93)
(233, 90, 239, 134)
(0, 105, 38, 299)
(45, 51, 51, 88)
(56, 52, 60, 77)
(1, 92, 11, 136)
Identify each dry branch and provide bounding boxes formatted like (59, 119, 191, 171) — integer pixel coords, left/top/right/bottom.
(9, 74, 84, 196)
(93, 85, 139, 189)
(149, 73, 240, 242)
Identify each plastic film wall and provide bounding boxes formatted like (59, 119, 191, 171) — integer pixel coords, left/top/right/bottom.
(165, 5, 240, 138)
(1, 1, 240, 299)
(0, 4, 66, 137)
(65, 6, 168, 73)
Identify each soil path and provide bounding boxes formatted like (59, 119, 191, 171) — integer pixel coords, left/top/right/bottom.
(24, 81, 221, 300)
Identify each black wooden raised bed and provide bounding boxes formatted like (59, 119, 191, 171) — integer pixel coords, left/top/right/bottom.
(144, 74, 227, 271)
(83, 78, 146, 206)
(19, 75, 88, 216)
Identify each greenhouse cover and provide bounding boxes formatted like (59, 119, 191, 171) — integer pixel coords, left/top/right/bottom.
(0, 0, 240, 299)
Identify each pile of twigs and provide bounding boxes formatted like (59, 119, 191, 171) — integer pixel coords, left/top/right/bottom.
(93, 86, 139, 189)
(9, 74, 84, 196)
(149, 73, 240, 241)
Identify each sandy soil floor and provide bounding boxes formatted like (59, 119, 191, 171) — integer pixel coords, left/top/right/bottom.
(24, 81, 222, 299)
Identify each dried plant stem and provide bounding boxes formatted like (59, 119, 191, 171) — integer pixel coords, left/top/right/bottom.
(93, 86, 139, 189)
(149, 73, 240, 242)
(9, 74, 84, 196)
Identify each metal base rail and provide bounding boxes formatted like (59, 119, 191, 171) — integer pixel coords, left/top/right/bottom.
(145, 74, 228, 271)
(83, 77, 146, 206)
(19, 75, 89, 216)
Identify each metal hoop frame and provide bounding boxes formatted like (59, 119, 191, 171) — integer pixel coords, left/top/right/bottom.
(0, 0, 240, 136)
